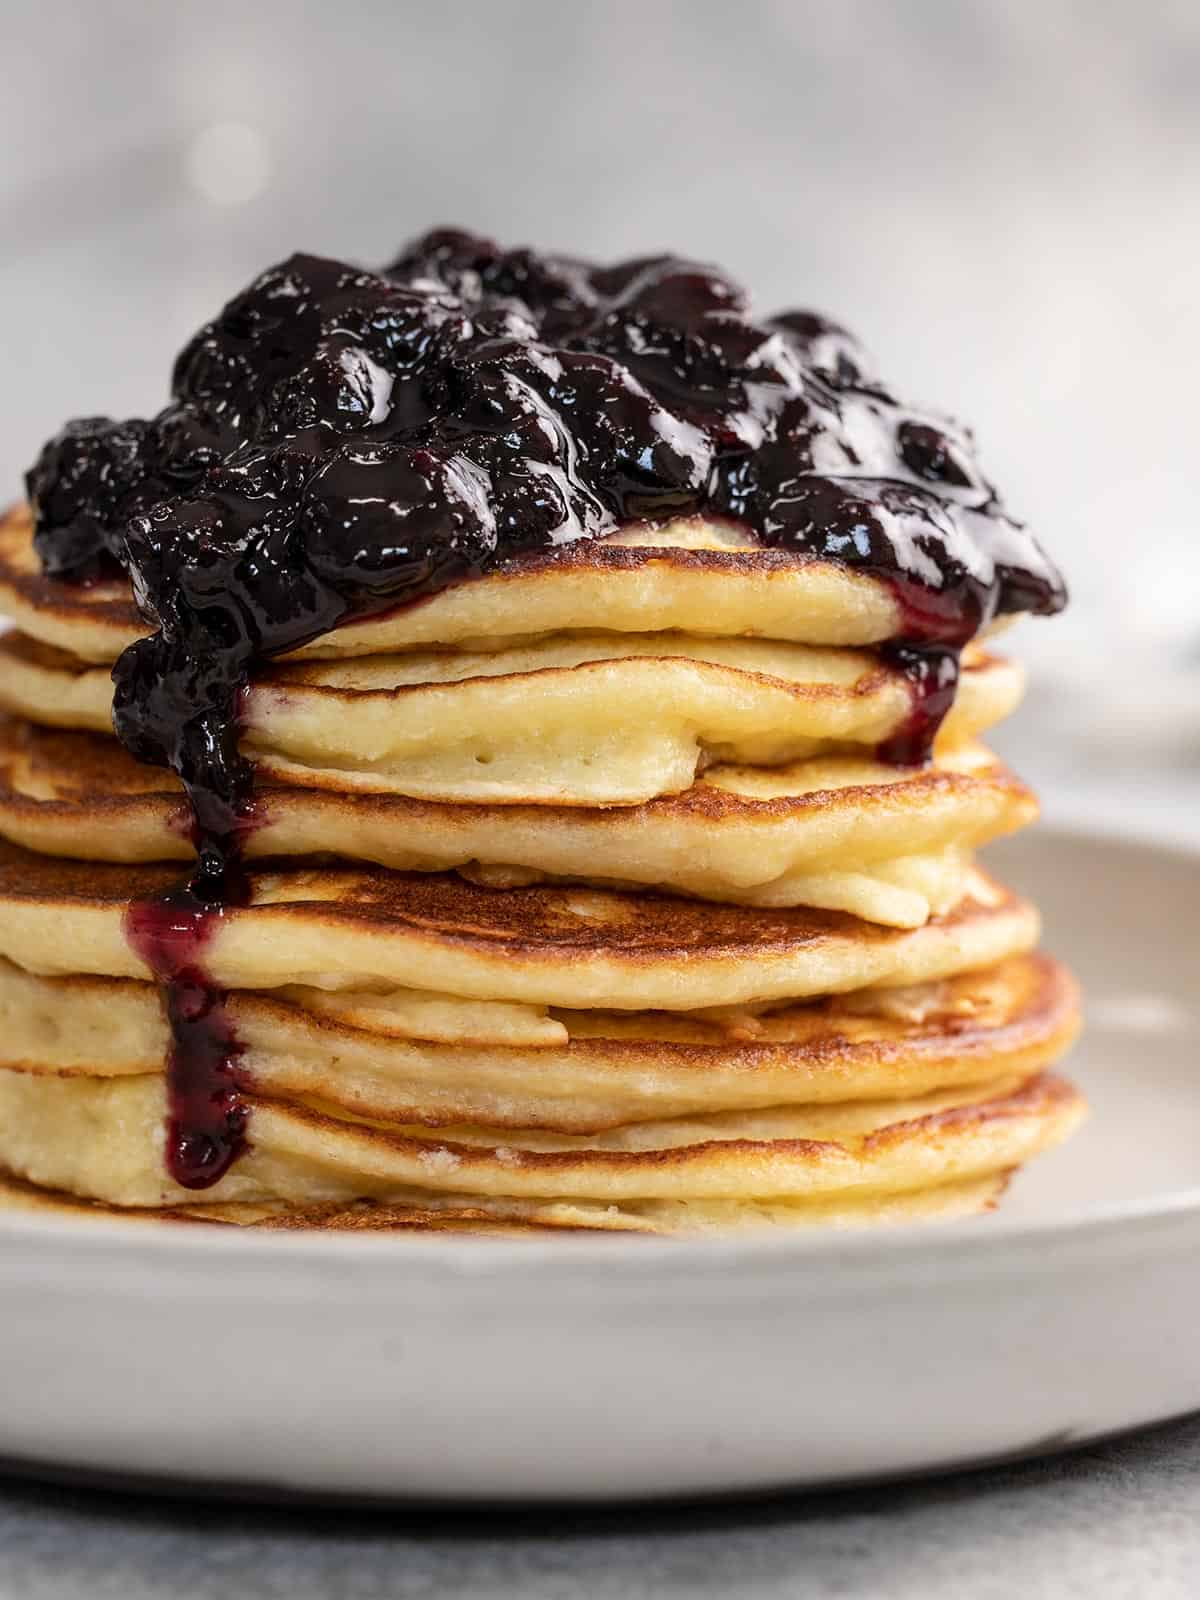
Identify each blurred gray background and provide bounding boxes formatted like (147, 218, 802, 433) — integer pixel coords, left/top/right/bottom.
(3, 0, 1198, 782)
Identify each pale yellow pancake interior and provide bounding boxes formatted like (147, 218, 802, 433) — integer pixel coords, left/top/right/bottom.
(0, 719, 1037, 925)
(0, 629, 1023, 805)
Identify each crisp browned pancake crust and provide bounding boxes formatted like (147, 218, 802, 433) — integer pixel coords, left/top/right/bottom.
(0, 1166, 1013, 1234)
(0, 952, 1081, 1131)
(0, 1069, 1083, 1223)
(0, 835, 1041, 1009)
(0, 714, 1033, 922)
(0, 502, 907, 663)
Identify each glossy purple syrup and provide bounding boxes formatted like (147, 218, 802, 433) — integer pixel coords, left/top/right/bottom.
(26, 228, 1067, 1186)
(876, 645, 961, 766)
(123, 888, 246, 1189)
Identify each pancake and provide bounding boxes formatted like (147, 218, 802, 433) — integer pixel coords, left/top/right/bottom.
(0, 504, 951, 665)
(0, 953, 1080, 1132)
(464, 850, 975, 929)
(0, 1064, 1082, 1211)
(0, 629, 1023, 804)
(0, 842, 1040, 1009)
(0, 237, 1079, 1235)
(0, 720, 1036, 925)
(0, 1167, 1013, 1233)
(246, 1176, 1015, 1233)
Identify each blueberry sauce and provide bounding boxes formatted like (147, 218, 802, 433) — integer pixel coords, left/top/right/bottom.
(124, 889, 247, 1187)
(25, 227, 1067, 1187)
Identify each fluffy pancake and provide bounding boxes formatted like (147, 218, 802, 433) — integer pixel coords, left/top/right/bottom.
(0, 842, 1039, 1008)
(0, 505, 927, 664)
(0, 629, 1023, 805)
(0, 953, 1080, 1131)
(0, 1167, 1012, 1233)
(0, 1064, 1082, 1211)
(0, 235, 1080, 1235)
(0, 719, 1036, 925)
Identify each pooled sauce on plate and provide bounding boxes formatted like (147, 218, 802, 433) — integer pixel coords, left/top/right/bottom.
(25, 228, 1067, 1187)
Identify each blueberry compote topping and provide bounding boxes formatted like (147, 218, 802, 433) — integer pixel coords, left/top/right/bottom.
(123, 889, 247, 1188)
(26, 227, 1066, 1187)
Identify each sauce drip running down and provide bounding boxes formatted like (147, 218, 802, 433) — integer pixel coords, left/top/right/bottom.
(123, 888, 247, 1187)
(26, 228, 1067, 1187)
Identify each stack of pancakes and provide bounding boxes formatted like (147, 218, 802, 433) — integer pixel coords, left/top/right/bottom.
(0, 506, 1082, 1234)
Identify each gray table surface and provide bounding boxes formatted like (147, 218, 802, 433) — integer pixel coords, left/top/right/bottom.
(1, 1415, 1198, 1599)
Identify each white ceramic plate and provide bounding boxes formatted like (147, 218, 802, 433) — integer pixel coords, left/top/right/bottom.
(0, 825, 1197, 1504)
